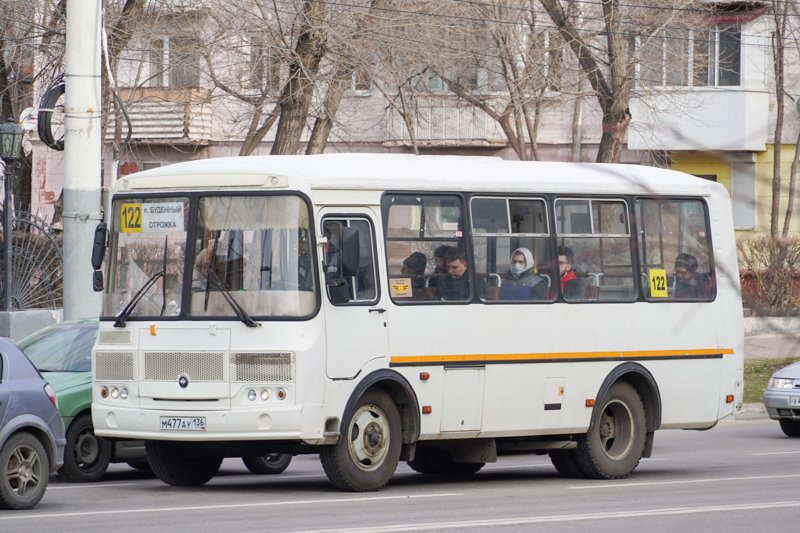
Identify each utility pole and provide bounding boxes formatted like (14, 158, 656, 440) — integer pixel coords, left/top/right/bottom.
(63, 0, 103, 319)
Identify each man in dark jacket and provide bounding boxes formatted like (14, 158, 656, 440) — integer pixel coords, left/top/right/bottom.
(501, 247, 547, 300)
(436, 247, 470, 300)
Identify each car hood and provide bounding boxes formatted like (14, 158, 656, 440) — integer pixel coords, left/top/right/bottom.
(773, 361, 800, 379)
(42, 371, 91, 393)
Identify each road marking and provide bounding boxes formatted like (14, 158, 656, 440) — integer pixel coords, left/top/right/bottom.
(49, 483, 144, 490)
(750, 450, 800, 456)
(285, 501, 800, 532)
(570, 473, 800, 489)
(0, 493, 461, 521)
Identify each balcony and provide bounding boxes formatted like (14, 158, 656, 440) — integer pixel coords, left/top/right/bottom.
(628, 88, 769, 152)
(106, 87, 212, 144)
(383, 96, 507, 147)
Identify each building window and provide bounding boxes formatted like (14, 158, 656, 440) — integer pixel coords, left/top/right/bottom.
(639, 24, 741, 88)
(352, 70, 371, 95)
(147, 37, 200, 88)
(248, 32, 282, 94)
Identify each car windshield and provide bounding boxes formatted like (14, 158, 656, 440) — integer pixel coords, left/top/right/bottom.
(18, 324, 96, 372)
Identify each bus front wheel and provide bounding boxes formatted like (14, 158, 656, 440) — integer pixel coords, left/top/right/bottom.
(575, 382, 646, 479)
(146, 441, 222, 486)
(320, 390, 402, 491)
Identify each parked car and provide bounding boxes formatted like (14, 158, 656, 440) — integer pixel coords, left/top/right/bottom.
(0, 337, 65, 509)
(763, 361, 800, 437)
(19, 320, 292, 481)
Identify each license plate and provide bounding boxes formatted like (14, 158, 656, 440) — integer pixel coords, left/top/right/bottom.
(160, 416, 207, 431)
(790, 397, 800, 407)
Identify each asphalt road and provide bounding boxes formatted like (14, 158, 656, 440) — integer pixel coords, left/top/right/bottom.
(4, 417, 799, 532)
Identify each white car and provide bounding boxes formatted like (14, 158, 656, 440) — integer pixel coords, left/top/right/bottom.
(763, 361, 800, 437)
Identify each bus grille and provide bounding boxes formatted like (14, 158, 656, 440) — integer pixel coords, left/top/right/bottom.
(95, 351, 135, 381)
(144, 352, 225, 381)
(233, 352, 294, 382)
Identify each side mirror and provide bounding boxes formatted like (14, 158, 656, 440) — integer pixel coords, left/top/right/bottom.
(91, 222, 108, 270)
(327, 278, 351, 304)
(340, 226, 360, 278)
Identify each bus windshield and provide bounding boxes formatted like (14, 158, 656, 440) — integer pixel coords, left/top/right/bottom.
(102, 194, 316, 320)
(103, 197, 189, 319)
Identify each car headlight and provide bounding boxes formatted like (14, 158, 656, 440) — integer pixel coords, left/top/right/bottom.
(768, 377, 795, 389)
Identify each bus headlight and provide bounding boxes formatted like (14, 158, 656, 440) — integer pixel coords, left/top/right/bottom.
(120, 387, 129, 400)
(260, 389, 270, 401)
(99, 386, 109, 399)
(248, 389, 257, 401)
(275, 387, 286, 401)
(110, 387, 120, 399)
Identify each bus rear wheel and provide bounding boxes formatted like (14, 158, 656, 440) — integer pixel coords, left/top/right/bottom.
(549, 449, 587, 478)
(409, 446, 484, 476)
(146, 441, 222, 486)
(320, 390, 401, 492)
(575, 382, 646, 479)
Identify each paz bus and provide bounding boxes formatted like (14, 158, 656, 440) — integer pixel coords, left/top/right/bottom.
(91, 154, 743, 491)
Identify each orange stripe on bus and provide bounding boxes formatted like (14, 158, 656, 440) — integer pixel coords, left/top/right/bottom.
(389, 348, 734, 365)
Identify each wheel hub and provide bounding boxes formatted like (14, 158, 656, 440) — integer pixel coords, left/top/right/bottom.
(76, 432, 100, 464)
(362, 421, 385, 455)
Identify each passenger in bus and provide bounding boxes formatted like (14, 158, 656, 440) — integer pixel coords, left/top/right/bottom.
(501, 247, 547, 300)
(401, 252, 428, 291)
(558, 245, 580, 299)
(673, 253, 709, 299)
(435, 247, 470, 300)
(427, 245, 451, 288)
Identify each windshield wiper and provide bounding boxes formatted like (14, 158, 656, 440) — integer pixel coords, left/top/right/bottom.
(113, 270, 164, 328)
(204, 269, 259, 328)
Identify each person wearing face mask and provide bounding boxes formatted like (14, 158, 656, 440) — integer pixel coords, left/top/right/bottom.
(501, 247, 547, 300)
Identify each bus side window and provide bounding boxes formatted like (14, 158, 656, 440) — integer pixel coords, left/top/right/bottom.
(323, 217, 378, 305)
(635, 198, 715, 302)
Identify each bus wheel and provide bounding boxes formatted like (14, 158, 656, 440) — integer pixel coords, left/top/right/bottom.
(549, 450, 586, 478)
(575, 382, 646, 479)
(320, 390, 401, 491)
(145, 441, 222, 486)
(414, 447, 484, 476)
(242, 453, 292, 475)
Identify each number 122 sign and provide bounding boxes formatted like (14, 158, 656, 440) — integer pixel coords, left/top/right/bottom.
(649, 268, 668, 298)
(120, 202, 184, 233)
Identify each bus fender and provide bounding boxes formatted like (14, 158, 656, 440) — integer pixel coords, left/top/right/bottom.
(592, 363, 662, 458)
(338, 369, 421, 459)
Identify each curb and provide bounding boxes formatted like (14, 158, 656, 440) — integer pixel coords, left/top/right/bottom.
(735, 403, 768, 420)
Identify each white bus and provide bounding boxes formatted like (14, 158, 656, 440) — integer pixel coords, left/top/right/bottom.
(91, 154, 743, 491)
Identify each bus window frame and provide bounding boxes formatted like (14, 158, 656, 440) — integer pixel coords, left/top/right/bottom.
(634, 195, 717, 303)
(381, 192, 472, 305)
(321, 215, 381, 307)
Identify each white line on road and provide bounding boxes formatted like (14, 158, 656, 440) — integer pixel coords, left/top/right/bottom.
(750, 450, 800, 456)
(284, 501, 800, 532)
(570, 473, 800, 489)
(0, 493, 461, 522)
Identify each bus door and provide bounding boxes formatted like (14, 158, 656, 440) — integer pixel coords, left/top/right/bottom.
(320, 211, 387, 379)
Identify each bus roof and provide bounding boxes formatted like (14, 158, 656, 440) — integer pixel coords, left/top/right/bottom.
(117, 154, 723, 198)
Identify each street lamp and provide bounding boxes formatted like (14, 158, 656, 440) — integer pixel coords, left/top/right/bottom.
(0, 116, 24, 311)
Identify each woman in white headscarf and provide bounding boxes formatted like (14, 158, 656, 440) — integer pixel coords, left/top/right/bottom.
(501, 247, 547, 300)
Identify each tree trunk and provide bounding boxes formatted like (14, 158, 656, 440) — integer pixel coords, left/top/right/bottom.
(271, 1, 327, 155)
(306, 64, 350, 155)
(771, 0, 789, 236)
(782, 123, 800, 236)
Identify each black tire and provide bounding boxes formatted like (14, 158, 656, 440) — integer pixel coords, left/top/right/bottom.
(0, 432, 50, 510)
(549, 449, 587, 478)
(59, 414, 112, 483)
(410, 446, 484, 476)
(575, 382, 646, 479)
(126, 461, 152, 472)
(242, 453, 292, 475)
(320, 390, 402, 491)
(407, 446, 437, 475)
(779, 419, 800, 437)
(145, 441, 222, 486)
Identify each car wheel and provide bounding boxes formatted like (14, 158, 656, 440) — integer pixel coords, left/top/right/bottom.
(0, 432, 50, 510)
(574, 382, 647, 479)
(242, 453, 292, 475)
(146, 441, 222, 486)
(779, 418, 800, 437)
(60, 414, 112, 483)
(320, 390, 401, 491)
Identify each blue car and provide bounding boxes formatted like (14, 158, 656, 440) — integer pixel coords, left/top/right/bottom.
(0, 337, 66, 510)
